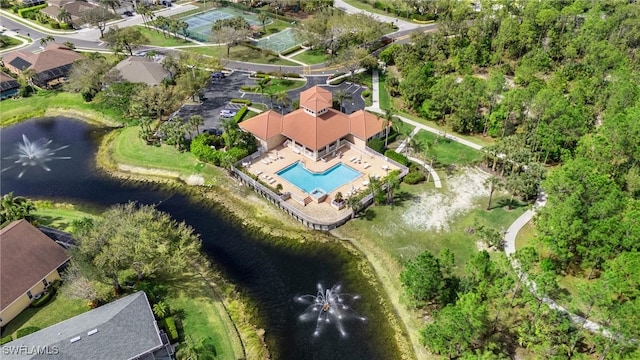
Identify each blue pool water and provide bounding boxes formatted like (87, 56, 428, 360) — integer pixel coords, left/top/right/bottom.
(277, 162, 361, 194)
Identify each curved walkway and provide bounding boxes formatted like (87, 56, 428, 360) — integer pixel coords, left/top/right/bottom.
(503, 193, 614, 339)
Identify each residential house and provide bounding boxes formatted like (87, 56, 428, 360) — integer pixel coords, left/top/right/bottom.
(0, 220, 70, 327)
(1, 43, 82, 88)
(115, 56, 171, 86)
(41, 0, 99, 26)
(239, 86, 390, 160)
(0, 72, 20, 99)
(1, 292, 174, 360)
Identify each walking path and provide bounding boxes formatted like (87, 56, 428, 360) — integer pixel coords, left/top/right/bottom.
(333, 0, 423, 32)
(366, 69, 617, 339)
(406, 156, 441, 188)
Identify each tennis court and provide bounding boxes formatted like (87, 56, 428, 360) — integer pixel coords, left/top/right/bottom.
(254, 28, 299, 54)
(183, 7, 269, 42)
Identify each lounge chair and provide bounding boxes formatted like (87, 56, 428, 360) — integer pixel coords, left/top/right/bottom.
(254, 170, 263, 176)
(349, 156, 357, 162)
(268, 178, 276, 184)
(363, 163, 371, 169)
(269, 154, 278, 161)
(262, 159, 270, 165)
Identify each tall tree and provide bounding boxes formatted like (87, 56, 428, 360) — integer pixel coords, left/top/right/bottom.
(400, 251, 445, 307)
(0, 192, 37, 226)
(210, 16, 250, 56)
(39, 35, 54, 47)
(484, 176, 503, 210)
(103, 26, 148, 56)
(57, 8, 72, 24)
(80, 7, 113, 38)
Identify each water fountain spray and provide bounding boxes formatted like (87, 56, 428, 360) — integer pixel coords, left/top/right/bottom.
(2, 134, 70, 178)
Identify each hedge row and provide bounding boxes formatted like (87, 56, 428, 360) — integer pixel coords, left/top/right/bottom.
(161, 317, 179, 343)
(384, 150, 409, 166)
(16, 326, 41, 339)
(230, 98, 251, 105)
(18, 3, 46, 18)
(256, 71, 302, 78)
(233, 106, 248, 122)
(30, 291, 53, 308)
(280, 45, 302, 56)
(403, 171, 426, 184)
(329, 77, 347, 85)
(0, 335, 13, 345)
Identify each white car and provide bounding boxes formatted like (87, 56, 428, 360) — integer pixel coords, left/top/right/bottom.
(220, 109, 237, 118)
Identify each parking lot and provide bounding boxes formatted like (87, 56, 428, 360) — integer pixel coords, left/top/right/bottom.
(173, 72, 368, 135)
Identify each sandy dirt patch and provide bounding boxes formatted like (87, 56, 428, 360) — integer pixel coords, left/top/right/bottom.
(401, 167, 490, 232)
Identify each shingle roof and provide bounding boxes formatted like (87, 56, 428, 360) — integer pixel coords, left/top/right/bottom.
(1, 292, 164, 360)
(0, 220, 70, 310)
(0, 72, 20, 92)
(115, 56, 170, 86)
(2, 43, 81, 78)
(40, 1, 98, 21)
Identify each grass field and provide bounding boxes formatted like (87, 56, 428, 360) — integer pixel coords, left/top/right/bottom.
(398, 111, 494, 148)
(1, 293, 89, 339)
(137, 26, 193, 47)
(379, 71, 392, 110)
(291, 49, 330, 65)
(257, 19, 292, 37)
(33, 202, 100, 232)
(0, 35, 21, 49)
(243, 78, 305, 93)
(0, 91, 121, 127)
(109, 126, 222, 184)
(164, 271, 244, 360)
(412, 129, 484, 166)
(186, 45, 298, 65)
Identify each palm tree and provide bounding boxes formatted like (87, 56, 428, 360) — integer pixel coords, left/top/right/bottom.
(384, 171, 400, 206)
(39, 35, 54, 48)
(275, 91, 289, 114)
(187, 115, 204, 135)
(334, 89, 352, 113)
(382, 108, 395, 147)
(257, 12, 269, 32)
(138, 4, 152, 29)
(346, 196, 360, 219)
(484, 176, 503, 210)
(21, 68, 37, 88)
(155, 16, 170, 38)
(0, 192, 37, 226)
(392, 119, 413, 146)
(152, 301, 169, 319)
(100, 0, 121, 14)
(57, 8, 72, 25)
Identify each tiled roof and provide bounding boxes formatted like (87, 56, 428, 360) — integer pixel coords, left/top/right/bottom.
(348, 109, 387, 140)
(282, 108, 350, 150)
(238, 110, 283, 140)
(299, 86, 332, 112)
(1, 292, 164, 360)
(0, 220, 70, 309)
(2, 43, 81, 75)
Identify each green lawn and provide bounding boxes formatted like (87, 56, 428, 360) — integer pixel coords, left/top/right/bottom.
(163, 271, 243, 360)
(1, 293, 89, 339)
(108, 126, 222, 185)
(0, 35, 21, 49)
(243, 78, 306, 93)
(291, 49, 330, 65)
(256, 19, 292, 38)
(398, 111, 494, 148)
(137, 26, 193, 47)
(0, 91, 122, 127)
(33, 202, 100, 233)
(413, 130, 483, 166)
(342, 0, 404, 18)
(379, 71, 392, 110)
(340, 180, 527, 275)
(186, 45, 298, 66)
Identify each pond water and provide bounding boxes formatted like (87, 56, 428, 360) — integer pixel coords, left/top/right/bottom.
(0, 118, 400, 360)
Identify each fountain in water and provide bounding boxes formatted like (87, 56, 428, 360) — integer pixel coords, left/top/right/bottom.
(295, 283, 366, 338)
(2, 134, 70, 178)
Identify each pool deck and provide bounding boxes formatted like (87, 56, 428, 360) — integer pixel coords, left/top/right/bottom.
(243, 145, 400, 222)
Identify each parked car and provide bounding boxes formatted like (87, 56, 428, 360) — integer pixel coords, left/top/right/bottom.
(220, 109, 237, 118)
(202, 128, 223, 136)
(211, 71, 225, 79)
(123, 11, 134, 16)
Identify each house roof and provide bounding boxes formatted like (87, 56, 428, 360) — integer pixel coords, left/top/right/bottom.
(1, 292, 164, 360)
(2, 43, 81, 75)
(238, 110, 283, 140)
(282, 108, 350, 150)
(0, 220, 70, 310)
(41, 1, 98, 21)
(299, 86, 332, 112)
(240, 87, 389, 151)
(115, 56, 170, 86)
(0, 72, 20, 91)
(348, 109, 387, 140)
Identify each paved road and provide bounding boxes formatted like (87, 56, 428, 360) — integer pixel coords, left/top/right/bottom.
(333, 0, 423, 32)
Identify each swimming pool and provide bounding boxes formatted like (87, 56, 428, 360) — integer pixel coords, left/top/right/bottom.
(277, 162, 361, 194)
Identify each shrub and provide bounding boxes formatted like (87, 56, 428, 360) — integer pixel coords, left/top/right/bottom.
(161, 317, 179, 342)
(233, 106, 248, 122)
(367, 138, 385, 153)
(0, 335, 13, 345)
(280, 45, 302, 56)
(362, 89, 371, 98)
(253, 72, 270, 79)
(230, 98, 251, 105)
(17, 3, 46, 18)
(279, 79, 294, 86)
(60, 23, 71, 30)
(281, 72, 302, 78)
(30, 291, 54, 308)
(16, 326, 41, 338)
(379, 44, 399, 65)
(384, 150, 410, 166)
(226, 147, 249, 162)
(191, 134, 221, 165)
(403, 171, 425, 184)
(50, 22, 60, 29)
(329, 77, 347, 85)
